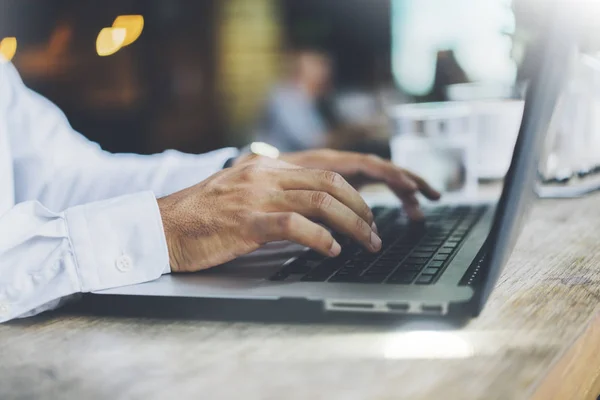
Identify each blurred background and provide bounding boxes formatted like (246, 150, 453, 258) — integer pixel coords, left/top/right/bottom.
(0, 0, 598, 195)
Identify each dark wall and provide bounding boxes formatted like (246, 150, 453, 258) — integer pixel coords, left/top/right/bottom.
(7, 0, 224, 155)
(282, 0, 392, 89)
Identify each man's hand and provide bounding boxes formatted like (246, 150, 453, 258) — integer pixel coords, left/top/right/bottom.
(280, 149, 441, 220)
(158, 157, 382, 273)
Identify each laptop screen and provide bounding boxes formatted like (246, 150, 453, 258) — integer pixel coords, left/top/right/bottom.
(475, 4, 575, 311)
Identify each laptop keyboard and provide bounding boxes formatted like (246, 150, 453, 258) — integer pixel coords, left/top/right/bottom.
(269, 205, 487, 285)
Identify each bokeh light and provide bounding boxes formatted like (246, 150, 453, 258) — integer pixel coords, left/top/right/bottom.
(112, 15, 144, 47)
(0, 37, 17, 62)
(96, 27, 126, 56)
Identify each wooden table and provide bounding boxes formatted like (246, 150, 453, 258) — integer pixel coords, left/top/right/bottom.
(2, 193, 600, 400)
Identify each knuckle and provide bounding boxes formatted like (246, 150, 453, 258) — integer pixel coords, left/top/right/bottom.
(240, 165, 261, 181)
(355, 217, 370, 236)
(277, 212, 298, 234)
(323, 171, 345, 189)
(364, 205, 374, 223)
(314, 228, 332, 247)
(310, 191, 333, 210)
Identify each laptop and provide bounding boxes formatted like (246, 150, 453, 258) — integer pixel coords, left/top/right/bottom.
(96, 5, 574, 318)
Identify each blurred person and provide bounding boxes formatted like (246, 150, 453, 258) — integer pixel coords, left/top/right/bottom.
(0, 60, 440, 323)
(257, 49, 334, 151)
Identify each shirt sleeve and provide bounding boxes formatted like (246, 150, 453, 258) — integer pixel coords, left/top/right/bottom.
(0, 61, 238, 212)
(0, 191, 169, 323)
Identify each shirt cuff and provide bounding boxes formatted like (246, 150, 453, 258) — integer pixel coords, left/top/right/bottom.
(65, 191, 170, 292)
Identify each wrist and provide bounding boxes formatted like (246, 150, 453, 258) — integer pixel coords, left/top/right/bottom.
(157, 197, 183, 273)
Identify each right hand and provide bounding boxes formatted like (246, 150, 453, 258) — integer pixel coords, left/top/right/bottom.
(158, 156, 381, 273)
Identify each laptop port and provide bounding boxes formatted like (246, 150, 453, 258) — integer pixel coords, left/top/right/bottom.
(421, 304, 444, 314)
(387, 303, 410, 312)
(330, 302, 374, 309)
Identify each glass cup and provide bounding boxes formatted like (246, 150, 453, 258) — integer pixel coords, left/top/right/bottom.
(388, 102, 478, 199)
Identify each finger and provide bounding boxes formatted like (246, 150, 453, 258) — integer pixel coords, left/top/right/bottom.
(394, 191, 425, 221)
(402, 169, 442, 200)
(357, 155, 442, 200)
(271, 168, 374, 226)
(253, 212, 342, 257)
(355, 154, 420, 192)
(271, 191, 381, 252)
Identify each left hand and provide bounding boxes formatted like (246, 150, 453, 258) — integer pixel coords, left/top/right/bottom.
(259, 149, 441, 220)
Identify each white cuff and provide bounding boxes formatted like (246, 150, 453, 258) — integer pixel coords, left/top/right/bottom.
(65, 191, 170, 292)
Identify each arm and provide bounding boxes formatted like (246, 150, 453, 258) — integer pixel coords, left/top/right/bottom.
(0, 192, 168, 323)
(1, 62, 237, 212)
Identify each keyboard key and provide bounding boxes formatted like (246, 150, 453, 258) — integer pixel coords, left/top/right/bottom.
(433, 254, 449, 262)
(416, 274, 435, 285)
(438, 248, 453, 255)
(329, 274, 361, 283)
(345, 260, 371, 268)
(357, 274, 388, 283)
(336, 268, 360, 275)
(415, 246, 438, 252)
(389, 245, 413, 252)
(367, 264, 396, 274)
(388, 272, 418, 284)
(428, 261, 444, 268)
(379, 254, 404, 261)
(421, 240, 444, 246)
(343, 263, 370, 273)
(423, 267, 441, 275)
(357, 255, 380, 262)
(411, 252, 434, 258)
(405, 257, 428, 264)
(374, 260, 399, 268)
(400, 263, 424, 272)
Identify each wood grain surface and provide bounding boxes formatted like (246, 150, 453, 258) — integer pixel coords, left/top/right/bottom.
(2, 193, 600, 400)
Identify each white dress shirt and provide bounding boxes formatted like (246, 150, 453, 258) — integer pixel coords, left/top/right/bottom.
(0, 60, 237, 323)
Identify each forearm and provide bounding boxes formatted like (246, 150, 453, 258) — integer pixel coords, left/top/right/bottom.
(0, 192, 169, 323)
(17, 147, 238, 211)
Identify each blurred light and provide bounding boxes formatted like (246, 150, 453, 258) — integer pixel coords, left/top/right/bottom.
(383, 331, 474, 359)
(112, 15, 144, 47)
(0, 37, 17, 62)
(96, 27, 126, 56)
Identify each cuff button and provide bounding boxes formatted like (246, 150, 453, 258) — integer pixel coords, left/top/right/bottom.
(115, 255, 133, 273)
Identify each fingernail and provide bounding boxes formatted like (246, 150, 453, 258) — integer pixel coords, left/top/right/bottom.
(329, 241, 342, 257)
(371, 222, 379, 235)
(370, 231, 382, 251)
